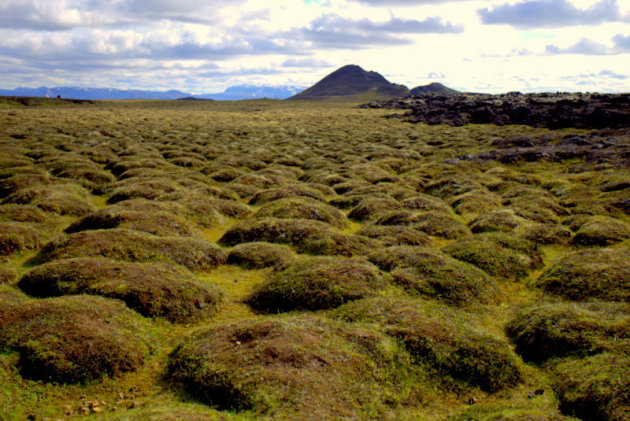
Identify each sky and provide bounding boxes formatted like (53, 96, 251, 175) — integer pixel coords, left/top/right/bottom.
(1, 0, 629, 93)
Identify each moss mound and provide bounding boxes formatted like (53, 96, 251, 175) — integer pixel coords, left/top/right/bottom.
(368, 246, 498, 305)
(254, 197, 349, 228)
(520, 223, 572, 245)
(226, 242, 296, 269)
(219, 218, 378, 257)
(347, 197, 403, 221)
(535, 248, 630, 302)
(374, 210, 470, 239)
(553, 353, 630, 421)
(571, 216, 630, 246)
(443, 233, 543, 278)
(0, 267, 18, 284)
(3, 183, 96, 216)
(469, 209, 526, 233)
(0, 295, 147, 383)
(37, 229, 227, 271)
(402, 194, 453, 213)
(245, 256, 385, 312)
(506, 302, 630, 363)
(249, 184, 327, 205)
(106, 179, 183, 204)
(18, 258, 223, 323)
(167, 317, 416, 418)
(65, 207, 197, 237)
(0, 204, 50, 223)
(356, 224, 433, 246)
(334, 298, 521, 392)
(0, 222, 43, 256)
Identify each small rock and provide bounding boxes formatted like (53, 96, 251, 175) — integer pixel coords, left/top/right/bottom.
(466, 396, 478, 405)
(128, 386, 139, 393)
(129, 401, 140, 409)
(26, 414, 37, 420)
(535, 388, 545, 395)
(118, 392, 125, 400)
(91, 407, 103, 414)
(80, 407, 90, 416)
(79, 394, 87, 399)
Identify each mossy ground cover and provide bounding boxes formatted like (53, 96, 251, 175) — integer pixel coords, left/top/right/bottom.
(0, 99, 628, 420)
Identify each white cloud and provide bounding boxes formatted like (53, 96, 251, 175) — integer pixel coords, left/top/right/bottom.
(0, 0, 628, 93)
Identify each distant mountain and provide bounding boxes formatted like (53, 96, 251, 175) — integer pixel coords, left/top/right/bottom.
(0, 87, 191, 100)
(198, 85, 304, 101)
(290, 65, 409, 100)
(410, 82, 459, 96)
(0, 85, 304, 101)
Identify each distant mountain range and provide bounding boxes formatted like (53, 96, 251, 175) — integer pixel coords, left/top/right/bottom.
(290, 65, 459, 101)
(0, 66, 460, 102)
(290, 65, 409, 101)
(0, 85, 305, 101)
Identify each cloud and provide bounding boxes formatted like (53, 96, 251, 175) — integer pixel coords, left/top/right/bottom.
(479, 0, 628, 28)
(282, 58, 331, 67)
(347, 0, 467, 5)
(613, 34, 630, 50)
(545, 38, 611, 55)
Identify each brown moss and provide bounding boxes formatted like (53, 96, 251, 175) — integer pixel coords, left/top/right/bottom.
(506, 301, 630, 363)
(535, 248, 630, 302)
(0, 222, 43, 256)
(347, 197, 403, 221)
(0, 295, 147, 383)
(356, 224, 433, 247)
(3, 183, 96, 216)
(520, 223, 572, 245)
(66, 207, 197, 237)
(245, 256, 385, 312)
(36, 229, 227, 271)
(443, 233, 543, 278)
(469, 209, 526, 233)
(254, 197, 349, 228)
(106, 178, 183, 204)
(0, 267, 18, 284)
(334, 297, 521, 392)
(19, 258, 223, 323)
(368, 246, 498, 305)
(553, 353, 630, 421)
(0, 204, 51, 223)
(571, 216, 630, 246)
(219, 217, 378, 257)
(249, 184, 328, 205)
(226, 242, 296, 269)
(166, 316, 413, 418)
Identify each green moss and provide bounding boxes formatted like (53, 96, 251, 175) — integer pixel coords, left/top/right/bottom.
(245, 256, 386, 312)
(167, 316, 419, 418)
(36, 229, 227, 270)
(3, 183, 96, 216)
(347, 197, 403, 221)
(506, 302, 630, 363)
(356, 224, 433, 247)
(219, 217, 379, 257)
(535, 248, 630, 302)
(368, 246, 498, 305)
(0, 267, 18, 284)
(520, 223, 572, 245)
(0, 204, 51, 224)
(402, 194, 453, 213)
(553, 353, 630, 421)
(571, 216, 630, 246)
(249, 184, 327, 205)
(334, 297, 521, 392)
(443, 233, 543, 278)
(254, 197, 349, 228)
(469, 209, 526, 233)
(227, 242, 296, 269)
(0, 295, 148, 383)
(0, 222, 43, 256)
(18, 258, 223, 323)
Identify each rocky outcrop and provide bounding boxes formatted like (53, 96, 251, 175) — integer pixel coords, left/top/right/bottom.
(363, 92, 630, 129)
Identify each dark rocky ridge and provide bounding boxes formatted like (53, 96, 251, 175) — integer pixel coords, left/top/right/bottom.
(410, 82, 459, 96)
(363, 92, 630, 130)
(291, 65, 409, 100)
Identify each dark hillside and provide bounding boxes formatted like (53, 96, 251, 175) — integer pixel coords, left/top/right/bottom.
(291, 65, 409, 100)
